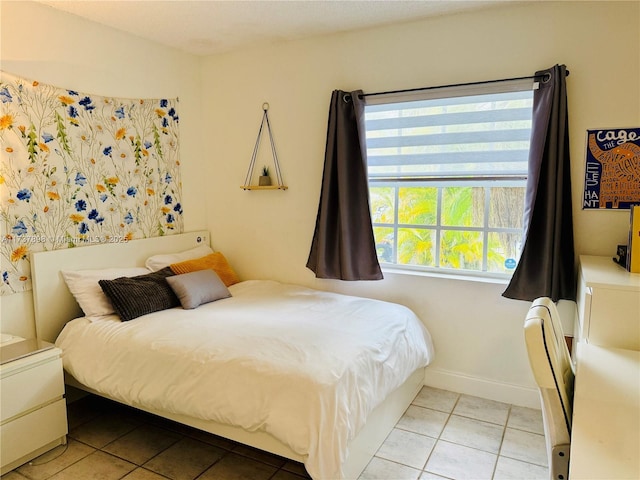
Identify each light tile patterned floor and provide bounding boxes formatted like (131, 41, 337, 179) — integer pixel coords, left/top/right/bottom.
(1, 387, 548, 480)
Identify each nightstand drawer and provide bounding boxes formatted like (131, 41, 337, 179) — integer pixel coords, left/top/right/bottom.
(0, 398, 67, 469)
(1, 357, 64, 422)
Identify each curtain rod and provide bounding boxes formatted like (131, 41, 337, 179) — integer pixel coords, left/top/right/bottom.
(360, 70, 570, 99)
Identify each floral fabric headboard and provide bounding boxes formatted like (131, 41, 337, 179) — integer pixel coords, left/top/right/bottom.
(0, 72, 183, 295)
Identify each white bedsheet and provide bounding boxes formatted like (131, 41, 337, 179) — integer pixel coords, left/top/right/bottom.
(56, 280, 434, 479)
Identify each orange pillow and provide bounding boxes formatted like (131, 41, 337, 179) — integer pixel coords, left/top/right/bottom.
(170, 252, 240, 287)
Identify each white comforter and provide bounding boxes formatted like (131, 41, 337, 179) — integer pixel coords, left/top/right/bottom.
(56, 280, 433, 479)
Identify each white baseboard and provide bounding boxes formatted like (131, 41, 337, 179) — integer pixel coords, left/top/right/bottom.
(423, 367, 540, 409)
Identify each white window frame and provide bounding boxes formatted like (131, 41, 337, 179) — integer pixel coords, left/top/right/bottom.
(364, 79, 536, 279)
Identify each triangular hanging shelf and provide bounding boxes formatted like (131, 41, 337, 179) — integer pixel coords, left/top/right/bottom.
(241, 102, 288, 190)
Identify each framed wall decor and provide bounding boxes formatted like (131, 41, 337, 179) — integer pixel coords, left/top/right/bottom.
(582, 127, 640, 210)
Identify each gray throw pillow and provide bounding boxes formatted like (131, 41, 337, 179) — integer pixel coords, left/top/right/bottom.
(166, 269, 231, 309)
(98, 267, 179, 321)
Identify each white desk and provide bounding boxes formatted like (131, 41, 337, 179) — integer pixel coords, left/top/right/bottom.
(570, 343, 640, 479)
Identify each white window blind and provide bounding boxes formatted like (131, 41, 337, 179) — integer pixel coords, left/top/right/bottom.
(365, 82, 534, 181)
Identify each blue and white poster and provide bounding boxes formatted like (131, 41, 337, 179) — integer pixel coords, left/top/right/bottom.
(583, 128, 640, 209)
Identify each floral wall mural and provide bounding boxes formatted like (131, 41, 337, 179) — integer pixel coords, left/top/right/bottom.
(0, 72, 183, 295)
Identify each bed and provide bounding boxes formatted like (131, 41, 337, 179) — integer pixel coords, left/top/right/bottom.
(31, 231, 434, 480)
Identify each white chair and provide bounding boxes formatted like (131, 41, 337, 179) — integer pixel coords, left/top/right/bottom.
(524, 297, 575, 480)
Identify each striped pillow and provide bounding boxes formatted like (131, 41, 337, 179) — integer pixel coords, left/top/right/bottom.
(99, 267, 179, 321)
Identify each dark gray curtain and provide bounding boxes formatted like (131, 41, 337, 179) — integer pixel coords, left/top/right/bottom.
(306, 90, 383, 280)
(503, 64, 576, 302)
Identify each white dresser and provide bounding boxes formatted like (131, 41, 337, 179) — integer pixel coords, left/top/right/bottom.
(575, 255, 640, 351)
(0, 338, 68, 475)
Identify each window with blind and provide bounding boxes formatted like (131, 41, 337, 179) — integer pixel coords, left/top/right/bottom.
(364, 80, 534, 277)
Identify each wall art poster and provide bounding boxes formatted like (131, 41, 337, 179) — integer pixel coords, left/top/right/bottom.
(0, 72, 183, 295)
(583, 127, 640, 210)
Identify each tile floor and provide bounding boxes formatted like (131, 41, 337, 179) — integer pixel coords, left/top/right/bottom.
(2, 386, 548, 480)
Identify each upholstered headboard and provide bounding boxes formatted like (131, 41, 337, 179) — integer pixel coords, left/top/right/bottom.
(31, 231, 210, 343)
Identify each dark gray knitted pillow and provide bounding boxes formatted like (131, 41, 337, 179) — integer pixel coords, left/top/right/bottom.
(99, 267, 179, 321)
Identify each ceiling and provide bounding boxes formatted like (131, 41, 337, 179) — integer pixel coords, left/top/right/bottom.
(36, 0, 509, 56)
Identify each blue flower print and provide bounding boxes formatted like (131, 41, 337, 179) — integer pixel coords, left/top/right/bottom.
(78, 222, 89, 235)
(166, 213, 174, 223)
(103, 146, 112, 156)
(126, 187, 137, 197)
(100, 194, 108, 202)
(88, 209, 104, 224)
(160, 99, 168, 108)
(124, 212, 134, 224)
(41, 132, 54, 143)
(161, 117, 168, 128)
(68, 90, 79, 96)
(0, 87, 12, 103)
(168, 107, 178, 122)
(79, 96, 95, 111)
(68, 105, 78, 118)
(164, 195, 172, 205)
(75, 199, 87, 212)
(16, 189, 32, 202)
(144, 141, 152, 149)
(2, 271, 8, 284)
(173, 203, 183, 214)
(74, 172, 87, 186)
(164, 173, 172, 184)
(12, 220, 27, 236)
(115, 106, 125, 119)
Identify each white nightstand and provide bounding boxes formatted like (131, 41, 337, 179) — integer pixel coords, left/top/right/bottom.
(0, 338, 68, 475)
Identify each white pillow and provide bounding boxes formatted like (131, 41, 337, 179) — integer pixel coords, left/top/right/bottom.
(61, 267, 150, 318)
(145, 245, 213, 272)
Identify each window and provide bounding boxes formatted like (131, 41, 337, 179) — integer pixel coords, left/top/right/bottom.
(364, 80, 534, 277)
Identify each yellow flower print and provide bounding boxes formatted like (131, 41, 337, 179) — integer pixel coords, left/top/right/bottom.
(69, 214, 84, 223)
(115, 128, 126, 140)
(161, 207, 170, 214)
(0, 174, 4, 184)
(146, 188, 155, 196)
(5, 147, 13, 153)
(155, 108, 166, 117)
(32, 81, 39, 87)
(96, 184, 107, 193)
(105, 177, 119, 185)
(39, 142, 50, 153)
(58, 95, 75, 105)
(43, 205, 49, 213)
(11, 245, 29, 262)
(47, 191, 60, 200)
(0, 114, 14, 130)
(124, 232, 133, 241)
(19, 276, 28, 282)
(142, 149, 149, 157)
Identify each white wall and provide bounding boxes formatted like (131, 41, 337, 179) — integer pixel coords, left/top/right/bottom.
(0, 1, 206, 337)
(201, 1, 639, 406)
